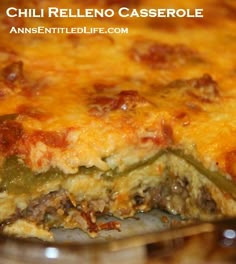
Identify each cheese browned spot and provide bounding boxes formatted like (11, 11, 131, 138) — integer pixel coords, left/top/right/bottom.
(0, 121, 23, 155)
(130, 40, 202, 69)
(225, 151, 236, 179)
(89, 90, 151, 116)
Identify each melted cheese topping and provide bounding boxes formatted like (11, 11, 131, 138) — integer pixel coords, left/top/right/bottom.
(0, 0, 235, 179)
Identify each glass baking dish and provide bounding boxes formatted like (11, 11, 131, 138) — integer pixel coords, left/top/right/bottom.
(0, 209, 236, 264)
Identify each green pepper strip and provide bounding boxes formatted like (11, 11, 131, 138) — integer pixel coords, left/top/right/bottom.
(1, 147, 236, 199)
(169, 148, 236, 200)
(103, 148, 236, 200)
(102, 150, 166, 178)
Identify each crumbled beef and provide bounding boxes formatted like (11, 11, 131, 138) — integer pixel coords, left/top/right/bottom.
(0, 189, 120, 237)
(22, 190, 72, 223)
(198, 187, 218, 214)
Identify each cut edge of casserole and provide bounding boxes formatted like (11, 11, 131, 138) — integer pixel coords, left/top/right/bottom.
(1, 148, 236, 241)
